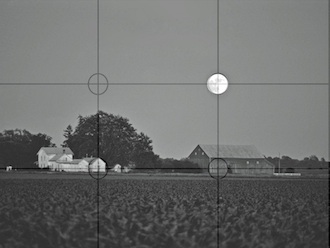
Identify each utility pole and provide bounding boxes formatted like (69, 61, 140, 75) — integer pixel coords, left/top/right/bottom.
(278, 152, 281, 174)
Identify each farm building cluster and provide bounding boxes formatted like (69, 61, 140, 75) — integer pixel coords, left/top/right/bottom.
(188, 144, 274, 175)
(37, 144, 275, 175)
(37, 147, 107, 173)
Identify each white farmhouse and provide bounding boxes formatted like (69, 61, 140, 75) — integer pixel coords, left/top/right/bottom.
(37, 147, 74, 169)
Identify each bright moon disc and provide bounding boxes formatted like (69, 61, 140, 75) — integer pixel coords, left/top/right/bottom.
(207, 74, 228, 94)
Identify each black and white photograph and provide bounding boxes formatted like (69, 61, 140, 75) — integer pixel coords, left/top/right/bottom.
(0, 0, 328, 247)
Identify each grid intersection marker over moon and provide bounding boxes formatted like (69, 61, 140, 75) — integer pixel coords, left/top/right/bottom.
(0, 0, 328, 248)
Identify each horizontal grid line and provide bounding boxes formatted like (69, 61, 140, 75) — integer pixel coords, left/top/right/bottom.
(0, 83, 328, 86)
(3, 167, 329, 170)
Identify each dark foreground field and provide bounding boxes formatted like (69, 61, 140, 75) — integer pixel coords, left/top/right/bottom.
(0, 174, 328, 248)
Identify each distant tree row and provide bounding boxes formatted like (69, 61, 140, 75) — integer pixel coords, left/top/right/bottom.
(0, 129, 55, 169)
(266, 155, 329, 173)
(155, 158, 202, 173)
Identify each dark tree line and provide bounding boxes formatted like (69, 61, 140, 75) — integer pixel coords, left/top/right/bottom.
(266, 155, 329, 173)
(156, 158, 202, 173)
(0, 129, 55, 169)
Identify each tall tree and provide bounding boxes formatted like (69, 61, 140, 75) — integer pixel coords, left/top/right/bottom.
(309, 155, 319, 161)
(62, 125, 74, 148)
(63, 111, 159, 168)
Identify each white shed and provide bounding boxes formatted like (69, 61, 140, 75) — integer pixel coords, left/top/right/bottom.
(112, 164, 122, 173)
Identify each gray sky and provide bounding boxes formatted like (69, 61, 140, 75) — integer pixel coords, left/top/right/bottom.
(0, 0, 328, 160)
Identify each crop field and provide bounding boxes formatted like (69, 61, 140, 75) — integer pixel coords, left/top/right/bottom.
(0, 174, 328, 248)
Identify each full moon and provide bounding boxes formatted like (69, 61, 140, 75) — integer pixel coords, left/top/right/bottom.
(207, 73, 228, 95)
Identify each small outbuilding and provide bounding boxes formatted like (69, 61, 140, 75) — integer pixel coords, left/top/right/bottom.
(188, 144, 274, 175)
(112, 164, 122, 173)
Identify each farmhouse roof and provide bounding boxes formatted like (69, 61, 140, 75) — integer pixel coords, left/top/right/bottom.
(198, 144, 264, 159)
(38, 147, 74, 155)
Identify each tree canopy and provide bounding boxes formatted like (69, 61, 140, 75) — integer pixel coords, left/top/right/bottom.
(62, 111, 159, 168)
(0, 129, 55, 169)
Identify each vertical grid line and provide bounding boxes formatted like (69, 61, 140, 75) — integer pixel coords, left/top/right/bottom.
(217, 95, 220, 248)
(96, 0, 100, 248)
(217, 0, 219, 74)
(216, 1, 220, 247)
(328, 0, 330, 165)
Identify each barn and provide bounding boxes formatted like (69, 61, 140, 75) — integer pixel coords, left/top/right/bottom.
(188, 144, 274, 175)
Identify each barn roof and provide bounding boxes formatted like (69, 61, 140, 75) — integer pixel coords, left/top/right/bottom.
(38, 147, 74, 155)
(198, 144, 264, 159)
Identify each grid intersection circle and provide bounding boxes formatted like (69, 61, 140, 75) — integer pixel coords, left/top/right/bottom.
(208, 158, 229, 180)
(88, 73, 109, 95)
(88, 158, 109, 180)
